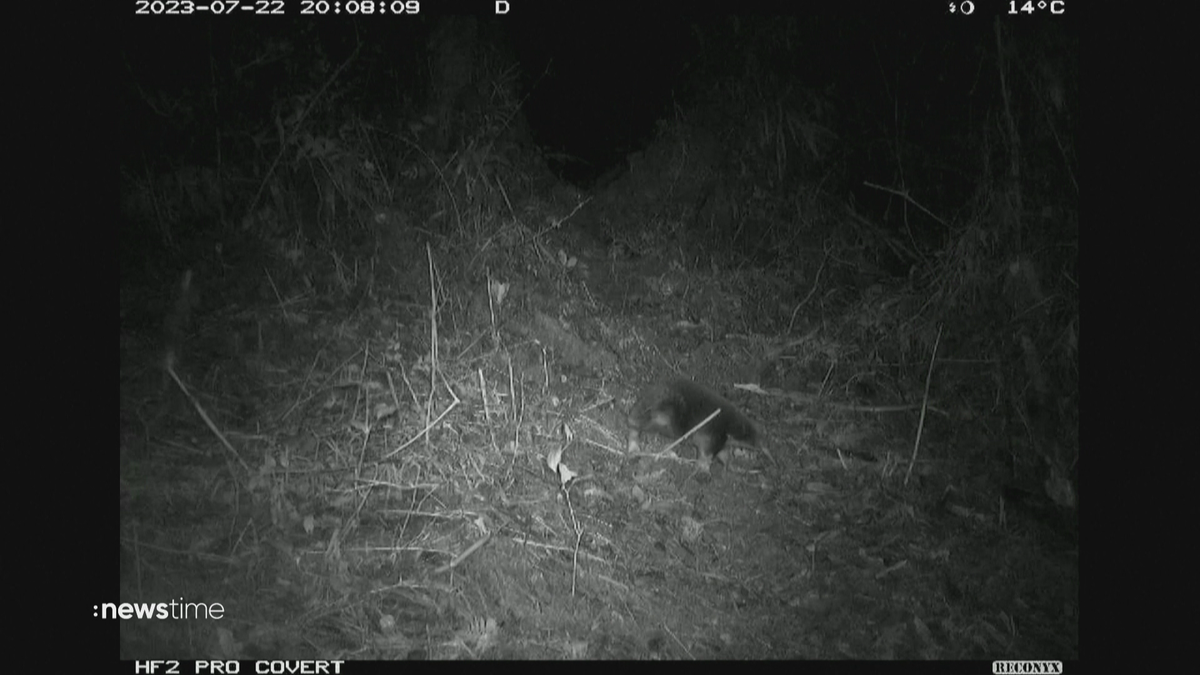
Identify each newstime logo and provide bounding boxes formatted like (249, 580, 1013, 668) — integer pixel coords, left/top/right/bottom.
(993, 661, 1064, 674)
(98, 599, 224, 620)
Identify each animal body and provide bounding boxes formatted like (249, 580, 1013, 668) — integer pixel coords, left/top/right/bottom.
(626, 378, 768, 470)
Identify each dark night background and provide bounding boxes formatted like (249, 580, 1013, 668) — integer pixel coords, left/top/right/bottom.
(118, 1, 1078, 661)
